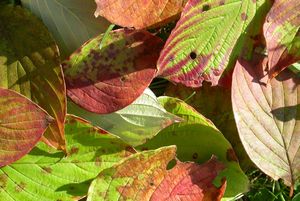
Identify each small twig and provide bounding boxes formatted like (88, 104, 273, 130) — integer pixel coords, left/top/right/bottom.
(99, 24, 115, 50)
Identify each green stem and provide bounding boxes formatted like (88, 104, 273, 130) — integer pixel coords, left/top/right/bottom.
(184, 91, 196, 102)
(99, 24, 115, 49)
(276, 181, 286, 201)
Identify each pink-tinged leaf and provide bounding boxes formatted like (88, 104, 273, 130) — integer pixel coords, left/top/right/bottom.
(63, 29, 163, 114)
(232, 56, 300, 186)
(157, 0, 271, 87)
(87, 146, 226, 201)
(94, 0, 187, 29)
(263, 0, 300, 78)
(0, 88, 51, 167)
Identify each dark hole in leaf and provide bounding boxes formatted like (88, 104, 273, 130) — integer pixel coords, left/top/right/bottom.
(166, 159, 177, 170)
(202, 4, 211, 11)
(190, 52, 197, 60)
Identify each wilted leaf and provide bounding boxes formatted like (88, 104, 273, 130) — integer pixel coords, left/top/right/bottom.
(63, 29, 163, 114)
(137, 97, 249, 199)
(157, 0, 271, 87)
(21, 0, 110, 57)
(68, 88, 181, 146)
(0, 115, 134, 201)
(0, 5, 66, 150)
(232, 57, 300, 186)
(165, 83, 253, 170)
(263, 0, 300, 78)
(87, 146, 226, 201)
(94, 0, 187, 29)
(0, 88, 51, 167)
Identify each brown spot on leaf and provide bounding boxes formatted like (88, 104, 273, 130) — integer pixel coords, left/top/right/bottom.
(69, 147, 79, 155)
(95, 157, 102, 166)
(226, 148, 239, 162)
(42, 167, 53, 174)
(219, 0, 225, 5)
(15, 182, 26, 192)
(192, 153, 198, 159)
(241, 13, 247, 21)
(0, 174, 8, 188)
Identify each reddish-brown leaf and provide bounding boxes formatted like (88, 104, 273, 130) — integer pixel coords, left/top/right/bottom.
(94, 0, 187, 29)
(87, 146, 226, 201)
(0, 88, 51, 167)
(263, 0, 300, 78)
(63, 29, 163, 114)
(232, 56, 300, 186)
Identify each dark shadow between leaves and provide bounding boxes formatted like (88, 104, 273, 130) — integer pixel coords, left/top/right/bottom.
(55, 178, 93, 197)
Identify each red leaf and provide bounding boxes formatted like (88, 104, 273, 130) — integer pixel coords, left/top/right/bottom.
(63, 29, 163, 114)
(88, 146, 226, 201)
(263, 0, 300, 78)
(0, 88, 51, 167)
(94, 0, 187, 29)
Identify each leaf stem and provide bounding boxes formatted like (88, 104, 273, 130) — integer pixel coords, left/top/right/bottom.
(99, 24, 115, 49)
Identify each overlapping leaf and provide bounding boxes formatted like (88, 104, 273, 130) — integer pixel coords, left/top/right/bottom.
(68, 88, 181, 146)
(232, 57, 300, 186)
(137, 97, 249, 199)
(0, 115, 134, 201)
(263, 0, 300, 78)
(0, 5, 66, 149)
(87, 146, 226, 201)
(63, 29, 163, 114)
(94, 0, 187, 29)
(0, 88, 51, 167)
(21, 0, 110, 58)
(157, 0, 271, 87)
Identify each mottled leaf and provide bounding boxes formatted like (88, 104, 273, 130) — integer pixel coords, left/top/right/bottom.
(68, 88, 181, 146)
(87, 146, 226, 201)
(0, 88, 51, 167)
(165, 83, 253, 170)
(63, 29, 163, 114)
(94, 0, 187, 29)
(137, 97, 249, 199)
(232, 57, 300, 186)
(0, 115, 134, 201)
(157, 0, 270, 87)
(21, 0, 110, 58)
(0, 5, 66, 149)
(263, 0, 300, 78)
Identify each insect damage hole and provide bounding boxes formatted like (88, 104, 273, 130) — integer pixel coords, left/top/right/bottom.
(189, 52, 197, 60)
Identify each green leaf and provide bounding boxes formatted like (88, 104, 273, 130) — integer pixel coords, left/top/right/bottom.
(87, 146, 226, 201)
(0, 115, 134, 201)
(263, 0, 300, 78)
(136, 96, 249, 199)
(21, 0, 110, 58)
(0, 88, 51, 167)
(67, 88, 181, 146)
(232, 57, 300, 187)
(157, 0, 271, 87)
(0, 5, 66, 149)
(63, 29, 163, 114)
